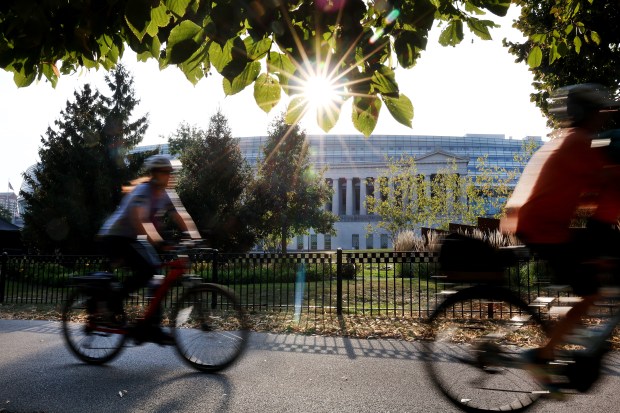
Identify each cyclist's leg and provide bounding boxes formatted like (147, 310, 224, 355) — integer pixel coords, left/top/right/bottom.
(123, 238, 161, 294)
(125, 239, 174, 344)
(528, 241, 595, 360)
(99, 236, 158, 314)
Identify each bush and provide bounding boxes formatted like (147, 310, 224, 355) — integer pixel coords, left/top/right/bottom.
(341, 261, 357, 279)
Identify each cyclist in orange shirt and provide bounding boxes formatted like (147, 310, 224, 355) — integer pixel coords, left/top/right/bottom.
(501, 84, 620, 366)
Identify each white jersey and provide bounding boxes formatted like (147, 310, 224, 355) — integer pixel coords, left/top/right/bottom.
(98, 182, 173, 238)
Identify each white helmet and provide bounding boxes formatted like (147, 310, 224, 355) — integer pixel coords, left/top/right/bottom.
(144, 154, 173, 172)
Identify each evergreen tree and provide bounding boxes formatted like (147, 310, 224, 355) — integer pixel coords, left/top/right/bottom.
(170, 112, 256, 252)
(21, 65, 148, 253)
(253, 114, 337, 253)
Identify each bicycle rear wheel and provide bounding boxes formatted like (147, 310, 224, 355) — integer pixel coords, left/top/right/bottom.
(172, 283, 248, 373)
(425, 285, 549, 412)
(62, 289, 127, 365)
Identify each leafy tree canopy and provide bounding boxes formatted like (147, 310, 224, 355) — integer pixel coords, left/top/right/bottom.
(506, 0, 620, 124)
(0, 0, 512, 136)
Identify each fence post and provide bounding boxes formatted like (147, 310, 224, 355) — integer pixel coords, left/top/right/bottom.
(336, 248, 342, 315)
(0, 252, 7, 304)
(211, 249, 219, 283)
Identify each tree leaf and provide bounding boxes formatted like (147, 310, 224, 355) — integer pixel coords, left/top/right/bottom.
(166, 20, 203, 65)
(383, 94, 413, 128)
(590, 30, 601, 45)
(147, 4, 170, 37)
(13, 68, 36, 87)
(352, 96, 381, 137)
(244, 37, 273, 61)
(317, 101, 342, 133)
(548, 42, 560, 64)
(527, 46, 543, 68)
(223, 61, 261, 95)
(466, 19, 494, 41)
(209, 39, 234, 73)
(482, 0, 511, 17)
(285, 96, 308, 125)
(164, 0, 191, 17)
(371, 66, 398, 96)
(124, 0, 152, 42)
(268, 52, 295, 94)
(573, 35, 582, 53)
(557, 41, 568, 57)
(438, 20, 464, 47)
(394, 30, 426, 69)
(254, 73, 281, 112)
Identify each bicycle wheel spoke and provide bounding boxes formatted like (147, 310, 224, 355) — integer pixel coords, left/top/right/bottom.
(172, 284, 248, 373)
(62, 289, 127, 365)
(425, 286, 549, 412)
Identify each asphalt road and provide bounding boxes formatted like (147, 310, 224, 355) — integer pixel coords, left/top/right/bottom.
(2, 319, 620, 413)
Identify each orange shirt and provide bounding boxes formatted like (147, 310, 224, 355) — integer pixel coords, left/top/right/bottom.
(501, 128, 608, 244)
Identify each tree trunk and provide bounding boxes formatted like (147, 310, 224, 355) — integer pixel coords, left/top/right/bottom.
(280, 225, 288, 254)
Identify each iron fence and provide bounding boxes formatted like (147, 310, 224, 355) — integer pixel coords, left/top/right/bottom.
(0, 249, 557, 317)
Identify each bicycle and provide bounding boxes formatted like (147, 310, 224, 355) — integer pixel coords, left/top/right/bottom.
(61, 242, 249, 373)
(424, 233, 620, 412)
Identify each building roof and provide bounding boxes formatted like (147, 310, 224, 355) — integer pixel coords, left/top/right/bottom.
(0, 217, 19, 231)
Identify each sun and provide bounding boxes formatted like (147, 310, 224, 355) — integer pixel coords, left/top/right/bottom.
(302, 73, 342, 112)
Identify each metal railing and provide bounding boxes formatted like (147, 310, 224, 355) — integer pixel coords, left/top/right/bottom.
(0, 249, 553, 317)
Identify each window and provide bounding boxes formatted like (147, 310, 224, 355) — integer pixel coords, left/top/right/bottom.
(310, 234, 317, 250)
(352, 234, 360, 250)
(297, 235, 304, 250)
(380, 234, 389, 249)
(366, 233, 374, 249)
(324, 234, 331, 250)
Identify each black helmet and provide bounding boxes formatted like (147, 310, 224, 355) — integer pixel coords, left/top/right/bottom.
(549, 83, 619, 125)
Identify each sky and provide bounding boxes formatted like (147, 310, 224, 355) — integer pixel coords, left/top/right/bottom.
(0, 8, 551, 193)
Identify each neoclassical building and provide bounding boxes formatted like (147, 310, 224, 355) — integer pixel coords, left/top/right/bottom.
(136, 133, 541, 251)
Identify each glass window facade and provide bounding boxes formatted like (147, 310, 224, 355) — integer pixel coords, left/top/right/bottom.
(236, 134, 541, 183)
(324, 234, 331, 250)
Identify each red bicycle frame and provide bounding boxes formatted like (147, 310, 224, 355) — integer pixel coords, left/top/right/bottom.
(140, 254, 192, 321)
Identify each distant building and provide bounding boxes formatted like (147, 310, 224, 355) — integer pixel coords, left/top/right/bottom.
(132, 134, 541, 250)
(0, 191, 18, 224)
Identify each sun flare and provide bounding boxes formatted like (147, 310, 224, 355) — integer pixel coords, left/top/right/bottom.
(302, 74, 342, 111)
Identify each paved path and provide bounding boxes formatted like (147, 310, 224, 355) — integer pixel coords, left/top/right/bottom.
(2, 319, 620, 413)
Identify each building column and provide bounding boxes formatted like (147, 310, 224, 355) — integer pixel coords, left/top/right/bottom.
(346, 177, 354, 216)
(360, 178, 367, 215)
(332, 178, 340, 215)
(374, 177, 382, 209)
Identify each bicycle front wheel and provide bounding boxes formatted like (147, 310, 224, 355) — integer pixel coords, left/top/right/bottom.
(62, 289, 127, 365)
(172, 283, 249, 373)
(425, 285, 549, 412)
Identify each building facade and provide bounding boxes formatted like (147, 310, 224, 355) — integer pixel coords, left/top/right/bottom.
(0, 192, 18, 224)
(135, 133, 541, 251)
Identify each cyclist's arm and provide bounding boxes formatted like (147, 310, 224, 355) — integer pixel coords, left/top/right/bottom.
(169, 209, 200, 239)
(165, 189, 201, 239)
(129, 203, 165, 245)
